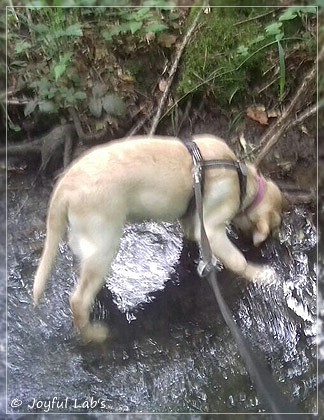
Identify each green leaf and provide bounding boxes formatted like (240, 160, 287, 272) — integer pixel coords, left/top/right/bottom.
(15, 41, 32, 55)
(124, 8, 150, 21)
(265, 22, 283, 36)
(58, 86, 69, 96)
(62, 52, 73, 63)
(169, 11, 180, 20)
(24, 100, 38, 117)
(92, 82, 106, 99)
(47, 87, 57, 99)
(53, 52, 73, 81)
(74, 91, 87, 101)
(53, 29, 65, 38)
(135, 8, 151, 20)
(62, 88, 76, 103)
(65, 23, 83, 37)
(89, 97, 103, 118)
(32, 23, 49, 34)
(102, 30, 113, 41)
(279, 8, 299, 21)
(299, 6, 317, 14)
(129, 21, 143, 34)
(38, 100, 56, 113)
(32, 77, 50, 96)
(237, 45, 249, 56)
(103, 22, 131, 40)
(54, 63, 66, 81)
(102, 94, 126, 117)
(95, 121, 106, 131)
(250, 34, 265, 45)
(144, 23, 168, 33)
(118, 22, 134, 34)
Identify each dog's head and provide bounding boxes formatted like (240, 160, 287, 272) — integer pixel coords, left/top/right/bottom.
(234, 178, 285, 246)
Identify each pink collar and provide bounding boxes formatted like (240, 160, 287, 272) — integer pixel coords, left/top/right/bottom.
(245, 175, 266, 213)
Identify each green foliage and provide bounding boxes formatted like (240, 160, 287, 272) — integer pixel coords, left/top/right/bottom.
(278, 6, 317, 21)
(89, 85, 126, 119)
(101, 4, 176, 41)
(7, 7, 86, 118)
(178, 6, 317, 106)
(7, 3, 178, 129)
(178, 8, 269, 105)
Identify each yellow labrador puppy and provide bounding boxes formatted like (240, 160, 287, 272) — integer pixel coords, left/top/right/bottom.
(33, 135, 283, 343)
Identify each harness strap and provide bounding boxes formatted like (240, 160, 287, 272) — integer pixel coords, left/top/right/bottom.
(186, 141, 299, 416)
(184, 141, 248, 209)
(201, 159, 248, 208)
(192, 166, 298, 416)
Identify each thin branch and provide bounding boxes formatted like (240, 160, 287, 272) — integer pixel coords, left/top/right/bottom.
(149, 7, 203, 136)
(126, 107, 156, 137)
(254, 45, 323, 167)
(287, 102, 320, 131)
(234, 9, 276, 26)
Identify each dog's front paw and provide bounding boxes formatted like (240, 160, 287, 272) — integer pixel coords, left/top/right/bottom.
(80, 322, 109, 344)
(244, 263, 276, 284)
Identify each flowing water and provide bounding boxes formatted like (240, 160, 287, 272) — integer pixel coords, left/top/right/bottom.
(4, 171, 321, 418)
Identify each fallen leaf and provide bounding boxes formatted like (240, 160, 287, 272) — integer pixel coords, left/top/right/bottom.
(246, 105, 268, 125)
(267, 109, 281, 118)
(95, 121, 106, 131)
(118, 73, 135, 83)
(158, 33, 177, 48)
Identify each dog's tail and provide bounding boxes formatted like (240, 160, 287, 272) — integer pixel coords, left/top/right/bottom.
(33, 189, 67, 306)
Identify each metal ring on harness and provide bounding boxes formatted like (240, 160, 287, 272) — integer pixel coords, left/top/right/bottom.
(197, 259, 215, 278)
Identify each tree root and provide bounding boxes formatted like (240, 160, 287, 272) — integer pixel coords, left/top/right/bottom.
(2, 124, 76, 171)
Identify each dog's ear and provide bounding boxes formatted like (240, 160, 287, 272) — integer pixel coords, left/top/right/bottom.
(252, 219, 270, 246)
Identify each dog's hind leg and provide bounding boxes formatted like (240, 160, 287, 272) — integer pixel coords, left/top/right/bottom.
(69, 219, 123, 343)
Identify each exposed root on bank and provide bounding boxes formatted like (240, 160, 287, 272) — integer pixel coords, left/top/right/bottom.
(1, 124, 75, 171)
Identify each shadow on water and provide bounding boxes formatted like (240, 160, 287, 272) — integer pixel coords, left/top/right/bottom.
(6, 172, 319, 417)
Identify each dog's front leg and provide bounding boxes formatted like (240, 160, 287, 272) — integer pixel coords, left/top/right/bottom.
(203, 223, 263, 281)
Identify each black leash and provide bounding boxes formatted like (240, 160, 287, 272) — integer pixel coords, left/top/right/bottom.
(185, 140, 301, 417)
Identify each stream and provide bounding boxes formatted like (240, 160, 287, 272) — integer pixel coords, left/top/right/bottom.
(4, 171, 321, 418)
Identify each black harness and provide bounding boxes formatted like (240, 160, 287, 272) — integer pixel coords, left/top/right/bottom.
(184, 140, 248, 210)
(184, 139, 299, 416)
